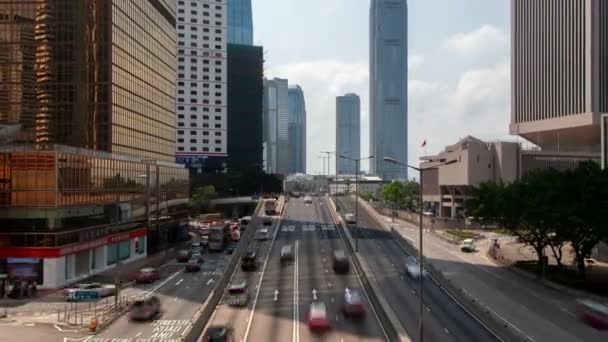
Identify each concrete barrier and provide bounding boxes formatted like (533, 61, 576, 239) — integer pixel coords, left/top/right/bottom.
(326, 196, 411, 342)
(180, 199, 266, 342)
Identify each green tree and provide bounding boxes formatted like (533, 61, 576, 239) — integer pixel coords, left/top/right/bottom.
(558, 162, 608, 278)
(381, 180, 419, 211)
(189, 185, 218, 216)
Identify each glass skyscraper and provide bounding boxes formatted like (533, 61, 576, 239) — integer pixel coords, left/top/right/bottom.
(263, 78, 289, 175)
(288, 85, 307, 174)
(336, 94, 361, 175)
(228, 0, 253, 45)
(369, 0, 408, 180)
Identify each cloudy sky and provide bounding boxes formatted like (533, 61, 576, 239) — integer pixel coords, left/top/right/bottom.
(252, 0, 513, 176)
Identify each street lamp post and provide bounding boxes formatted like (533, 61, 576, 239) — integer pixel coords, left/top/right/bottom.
(321, 151, 337, 197)
(338, 154, 374, 252)
(383, 156, 455, 342)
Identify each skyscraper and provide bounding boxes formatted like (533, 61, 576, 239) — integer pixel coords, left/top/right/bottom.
(227, 44, 264, 170)
(288, 85, 307, 174)
(369, 0, 408, 180)
(336, 94, 361, 175)
(227, 0, 253, 45)
(263, 78, 289, 175)
(0, 0, 178, 162)
(511, 0, 607, 154)
(176, 0, 228, 170)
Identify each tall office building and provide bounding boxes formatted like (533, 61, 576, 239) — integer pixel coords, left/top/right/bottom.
(288, 85, 307, 174)
(263, 78, 289, 175)
(0, 1, 189, 289)
(510, 0, 606, 172)
(0, 0, 178, 162)
(369, 0, 408, 180)
(176, 0, 228, 171)
(227, 44, 263, 170)
(227, 0, 253, 45)
(336, 94, 361, 175)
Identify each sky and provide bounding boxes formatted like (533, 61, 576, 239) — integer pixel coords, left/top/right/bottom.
(252, 0, 512, 176)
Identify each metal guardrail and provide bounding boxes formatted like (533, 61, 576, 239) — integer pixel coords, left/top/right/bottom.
(325, 196, 411, 342)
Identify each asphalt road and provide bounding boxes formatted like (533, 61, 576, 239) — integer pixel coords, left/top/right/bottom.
(336, 197, 500, 342)
(204, 197, 387, 342)
(390, 213, 608, 342)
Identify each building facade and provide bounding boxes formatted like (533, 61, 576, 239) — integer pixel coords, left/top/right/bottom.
(336, 94, 361, 175)
(176, 0, 228, 170)
(0, 0, 178, 162)
(287, 85, 306, 174)
(227, 44, 263, 170)
(603, 114, 608, 169)
(369, 0, 408, 180)
(0, 1, 190, 288)
(227, 0, 253, 45)
(510, 0, 607, 159)
(263, 78, 289, 175)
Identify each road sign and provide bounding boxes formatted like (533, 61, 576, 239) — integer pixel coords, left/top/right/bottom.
(67, 290, 99, 301)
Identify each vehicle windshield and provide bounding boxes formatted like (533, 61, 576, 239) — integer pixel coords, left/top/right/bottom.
(310, 303, 327, 319)
(228, 282, 247, 294)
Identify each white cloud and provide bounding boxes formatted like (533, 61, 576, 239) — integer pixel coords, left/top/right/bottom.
(443, 25, 508, 60)
(408, 54, 424, 70)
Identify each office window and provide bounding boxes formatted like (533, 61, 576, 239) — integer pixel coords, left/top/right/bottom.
(215, 148, 221, 152)
(215, 132, 221, 136)
(190, 147, 197, 151)
(190, 131, 197, 136)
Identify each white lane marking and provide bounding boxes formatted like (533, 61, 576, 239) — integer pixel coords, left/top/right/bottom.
(312, 289, 318, 300)
(328, 282, 332, 287)
(331, 298, 335, 302)
(54, 324, 78, 332)
(561, 307, 576, 317)
(206, 278, 214, 285)
(143, 270, 181, 297)
(444, 328, 450, 334)
(175, 278, 184, 286)
(173, 297, 178, 302)
(426, 307, 431, 312)
(62, 337, 91, 342)
(325, 269, 329, 273)
(135, 332, 142, 337)
(244, 212, 282, 342)
(293, 240, 300, 342)
(274, 289, 279, 301)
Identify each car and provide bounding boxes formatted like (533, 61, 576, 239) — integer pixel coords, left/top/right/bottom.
(64, 283, 116, 301)
(185, 256, 203, 272)
(134, 268, 161, 284)
(204, 326, 234, 342)
(201, 235, 209, 247)
(239, 216, 251, 229)
(307, 301, 331, 331)
(405, 256, 427, 279)
(460, 238, 476, 252)
(177, 249, 192, 262)
(225, 244, 236, 254)
(280, 245, 294, 264)
(332, 250, 350, 274)
(227, 280, 249, 307)
(129, 296, 161, 321)
(344, 213, 356, 224)
(342, 288, 366, 318)
(577, 299, 608, 330)
(262, 217, 272, 226)
(255, 228, 270, 241)
(241, 250, 258, 271)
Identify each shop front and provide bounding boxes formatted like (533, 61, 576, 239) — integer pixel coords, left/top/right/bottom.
(0, 228, 147, 289)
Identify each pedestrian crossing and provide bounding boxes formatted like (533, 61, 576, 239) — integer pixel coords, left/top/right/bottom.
(280, 224, 335, 233)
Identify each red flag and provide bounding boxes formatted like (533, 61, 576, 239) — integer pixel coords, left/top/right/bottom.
(421, 139, 427, 148)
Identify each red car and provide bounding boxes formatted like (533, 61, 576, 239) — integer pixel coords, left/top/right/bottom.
(134, 268, 161, 284)
(185, 255, 203, 272)
(177, 250, 191, 263)
(342, 288, 366, 318)
(577, 299, 608, 330)
(307, 302, 331, 331)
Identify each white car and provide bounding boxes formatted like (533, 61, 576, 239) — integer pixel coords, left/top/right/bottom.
(344, 213, 356, 224)
(405, 258, 427, 279)
(460, 238, 476, 252)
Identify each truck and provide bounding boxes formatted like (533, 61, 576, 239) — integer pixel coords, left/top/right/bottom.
(208, 225, 226, 252)
(264, 200, 277, 216)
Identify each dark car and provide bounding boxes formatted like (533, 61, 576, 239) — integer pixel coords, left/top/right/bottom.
(204, 326, 234, 342)
(177, 249, 191, 263)
(332, 250, 350, 274)
(129, 296, 161, 321)
(185, 255, 203, 272)
(225, 244, 236, 254)
(342, 288, 366, 318)
(241, 250, 258, 272)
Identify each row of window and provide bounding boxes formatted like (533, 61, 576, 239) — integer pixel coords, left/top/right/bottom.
(177, 146, 223, 152)
(178, 122, 222, 128)
(178, 25, 225, 33)
(178, 38, 222, 47)
(177, 106, 223, 113)
(177, 130, 223, 136)
(178, 66, 222, 73)
(177, 98, 223, 105)
(178, 138, 223, 144)
(178, 58, 222, 65)
(177, 90, 222, 96)
(178, 30, 222, 38)
(177, 49, 223, 58)
(178, 9, 222, 16)
(177, 17, 222, 25)
(177, 73, 223, 81)
(177, 114, 223, 120)
(178, 1, 223, 8)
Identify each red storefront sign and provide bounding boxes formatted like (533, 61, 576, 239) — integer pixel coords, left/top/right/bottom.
(0, 228, 147, 258)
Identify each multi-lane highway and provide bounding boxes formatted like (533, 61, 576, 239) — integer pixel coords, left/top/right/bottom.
(336, 196, 500, 342)
(203, 196, 388, 341)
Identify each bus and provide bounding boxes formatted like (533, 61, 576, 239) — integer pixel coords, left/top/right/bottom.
(208, 224, 226, 251)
